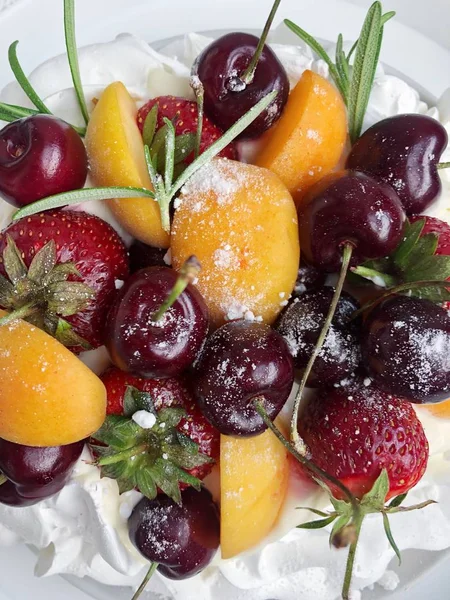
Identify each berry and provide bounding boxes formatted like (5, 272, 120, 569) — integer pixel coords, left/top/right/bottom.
(295, 260, 327, 295)
(193, 320, 294, 436)
(194, 32, 289, 139)
(410, 215, 450, 257)
(129, 240, 167, 274)
(137, 96, 236, 163)
(298, 171, 406, 272)
(0, 115, 88, 208)
(297, 379, 429, 500)
(362, 295, 450, 403)
(0, 210, 129, 351)
(105, 266, 208, 379)
(277, 288, 361, 385)
(347, 114, 448, 215)
(128, 487, 220, 580)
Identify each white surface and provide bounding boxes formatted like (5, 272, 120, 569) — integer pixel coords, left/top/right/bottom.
(0, 1, 449, 599)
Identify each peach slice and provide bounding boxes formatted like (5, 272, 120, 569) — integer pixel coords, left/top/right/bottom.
(421, 399, 450, 419)
(255, 70, 348, 207)
(220, 426, 289, 559)
(171, 159, 300, 328)
(0, 312, 106, 447)
(86, 82, 169, 248)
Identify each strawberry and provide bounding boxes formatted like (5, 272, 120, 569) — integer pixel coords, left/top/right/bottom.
(0, 210, 129, 351)
(137, 95, 237, 164)
(90, 367, 220, 503)
(410, 215, 450, 256)
(297, 378, 429, 501)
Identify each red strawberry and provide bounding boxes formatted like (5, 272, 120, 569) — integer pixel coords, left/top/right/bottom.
(297, 379, 429, 500)
(410, 215, 450, 256)
(99, 366, 219, 484)
(0, 210, 129, 351)
(137, 95, 237, 164)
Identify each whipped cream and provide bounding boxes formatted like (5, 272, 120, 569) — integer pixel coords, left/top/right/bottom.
(1, 30, 450, 600)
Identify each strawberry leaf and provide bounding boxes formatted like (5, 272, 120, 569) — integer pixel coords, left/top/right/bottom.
(329, 513, 352, 546)
(360, 469, 389, 510)
(389, 493, 408, 508)
(405, 255, 450, 282)
(392, 219, 425, 269)
(3, 236, 27, 284)
(123, 387, 157, 417)
(404, 233, 439, 269)
(382, 512, 401, 564)
(409, 285, 450, 303)
(297, 515, 337, 530)
(296, 507, 331, 518)
(142, 104, 158, 147)
(54, 317, 91, 350)
(27, 241, 57, 283)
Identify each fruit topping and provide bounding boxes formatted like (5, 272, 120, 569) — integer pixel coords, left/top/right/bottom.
(347, 114, 449, 215)
(0, 209, 129, 351)
(171, 158, 299, 328)
(0, 438, 84, 507)
(105, 263, 208, 379)
(255, 70, 347, 205)
(0, 115, 88, 208)
(362, 295, 450, 403)
(194, 0, 289, 139)
(277, 288, 361, 385)
(129, 240, 168, 273)
(220, 426, 289, 558)
(295, 260, 326, 295)
(128, 487, 220, 584)
(0, 312, 106, 446)
(192, 320, 294, 436)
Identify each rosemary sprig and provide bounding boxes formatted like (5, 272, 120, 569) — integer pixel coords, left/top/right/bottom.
(63, 0, 89, 125)
(8, 41, 51, 115)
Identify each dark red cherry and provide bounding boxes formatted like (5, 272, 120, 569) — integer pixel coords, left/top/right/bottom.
(129, 241, 167, 274)
(192, 320, 294, 436)
(298, 171, 406, 272)
(347, 114, 448, 215)
(362, 295, 450, 403)
(295, 260, 327, 295)
(194, 32, 289, 139)
(0, 115, 88, 208)
(105, 266, 209, 378)
(0, 438, 84, 507)
(129, 487, 220, 580)
(277, 288, 362, 385)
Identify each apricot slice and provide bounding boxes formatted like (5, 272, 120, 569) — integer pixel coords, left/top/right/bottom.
(255, 70, 348, 207)
(171, 159, 300, 328)
(421, 399, 450, 419)
(0, 313, 106, 447)
(220, 426, 289, 559)
(86, 82, 169, 248)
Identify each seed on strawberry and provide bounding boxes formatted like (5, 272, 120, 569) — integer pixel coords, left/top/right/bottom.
(0, 210, 129, 351)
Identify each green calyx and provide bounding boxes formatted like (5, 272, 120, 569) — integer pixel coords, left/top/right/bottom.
(297, 470, 435, 599)
(90, 387, 213, 505)
(0, 236, 94, 349)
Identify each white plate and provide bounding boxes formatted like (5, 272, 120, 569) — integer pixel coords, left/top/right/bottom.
(0, 0, 449, 599)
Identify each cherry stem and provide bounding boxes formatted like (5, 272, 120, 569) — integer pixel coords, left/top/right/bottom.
(241, 0, 282, 84)
(438, 162, 450, 170)
(0, 303, 40, 327)
(97, 443, 148, 467)
(352, 279, 450, 319)
(151, 255, 201, 322)
(132, 562, 159, 600)
(191, 76, 205, 159)
(0, 474, 7, 487)
(290, 243, 354, 454)
(341, 513, 364, 600)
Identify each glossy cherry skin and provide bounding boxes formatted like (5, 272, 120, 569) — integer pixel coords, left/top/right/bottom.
(0, 115, 88, 208)
(129, 241, 167, 274)
(277, 288, 362, 386)
(347, 114, 448, 215)
(295, 260, 327, 296)
(105, 267, 209, 379)
(298, 171, 406, 272)
(129, 487, 220, 580)
(362, 295, 450, 403)
(192, 320, 294, 436)
(194, 32, 289, 139)
(0, 438, 84, 507)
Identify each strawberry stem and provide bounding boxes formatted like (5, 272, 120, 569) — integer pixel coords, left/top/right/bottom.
(241, 0, 282, 85)
(290, 243, 354, 454)
(97, 443, 148, 466)
(132, 562, 159, 600)
(152, 256, 201, 322)
(438, 162, 450, 170)
(0, 474, 7, 487)
(341, 513, 364, 600)
(0, 303, 40, 327)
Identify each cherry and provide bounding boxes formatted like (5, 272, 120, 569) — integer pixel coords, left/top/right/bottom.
(129, 487, 220, 580)
(0, 115, 88, 208)
(194, 0, 289, 140)
(362, 295, 450, 403)
(277, 288, 362, 386)
(105, 264, 208, 379)
(192, 320, 294, 436)
(0, 438, 84, 507)
(298, 171, 406, 273)
(129, 241, 167, 274)
(347, 114, 449, 215)
(295, 260, 327, 295)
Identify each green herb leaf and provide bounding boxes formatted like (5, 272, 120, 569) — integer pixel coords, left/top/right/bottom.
(296, 507, 331, 518)
(163, 117, 176, 193)
(0, 101, 39, 121)
(13, 186, 155, 221)
(348, 1, 383, 143)
(335, 34, 350, 99)
(63, 0, 89, 124)
(191, 76, 205, 159)
(381, 11, 396, 25)
(382, 512, 402, 564)
(142, 105, 158, 147)
(174, 133, 196, 164)
(8, 41, 51, 115)
(297, 515, 337, 530)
